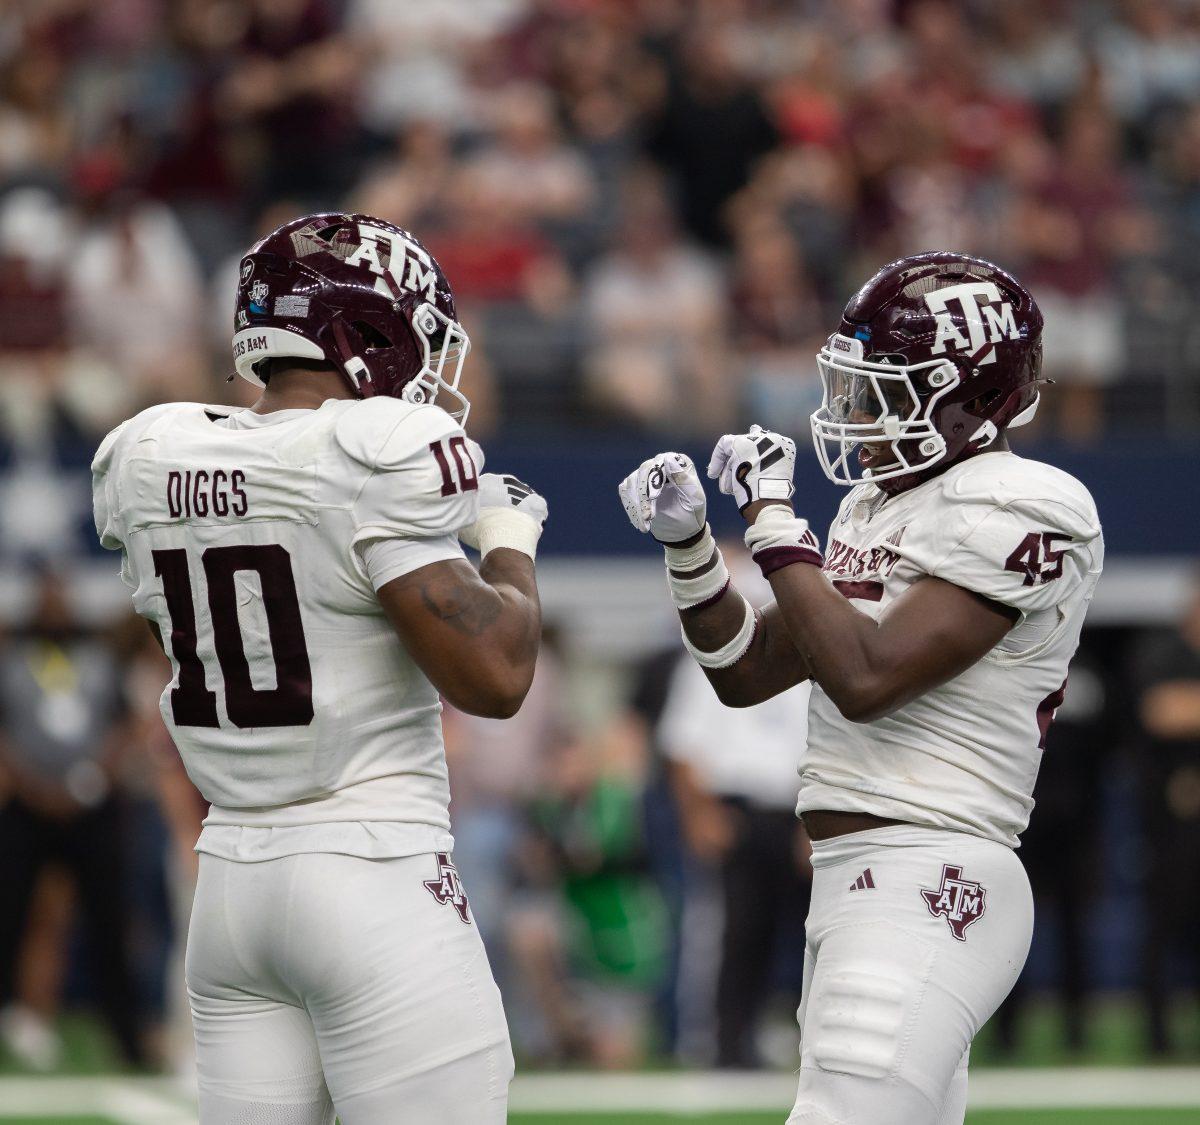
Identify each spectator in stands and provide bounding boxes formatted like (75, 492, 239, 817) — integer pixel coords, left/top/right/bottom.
(216, 0, 359, 206)
(468, 83, 595, 236)
(0, 569, 145, 1067)
(1014, 107, 1143, 441)
(1134, 573, 1200, 1055)
(512, 728, 668, 1068)
(657, 549, 812, 1069)
(349, 119, 458, 233)
(729, 218, 826, 435)
(582, 172, 727, 432)
(645, 23, 779, 247)
(68, 167, 207, 408)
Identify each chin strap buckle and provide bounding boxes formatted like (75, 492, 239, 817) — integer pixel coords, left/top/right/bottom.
(968, 419, 998, 448)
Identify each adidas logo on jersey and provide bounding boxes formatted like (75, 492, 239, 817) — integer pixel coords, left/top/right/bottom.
(849, 868, 876, 892)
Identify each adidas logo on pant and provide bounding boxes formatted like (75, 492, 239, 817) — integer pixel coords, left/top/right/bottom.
(849, 868, 875, 891)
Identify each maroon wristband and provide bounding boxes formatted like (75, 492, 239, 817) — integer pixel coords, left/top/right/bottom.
(752, 545, 824, 579)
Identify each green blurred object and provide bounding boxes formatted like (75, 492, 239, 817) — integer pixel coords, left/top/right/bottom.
(531, 774, 668, 987)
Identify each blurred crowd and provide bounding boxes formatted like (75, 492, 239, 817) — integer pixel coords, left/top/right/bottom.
(1, 0, 1200, 456)
(1, 0, 1200, 1078)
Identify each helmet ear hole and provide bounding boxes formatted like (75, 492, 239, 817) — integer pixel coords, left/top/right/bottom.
(351, 320, 391, 351)
(966, 388, 1001, 414)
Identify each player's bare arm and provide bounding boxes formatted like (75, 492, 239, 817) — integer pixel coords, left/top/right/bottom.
(618, 449, 810, 707)
(754, 546, 1014, 721)
(705, 426, 1015, 720)
(379, 469, 547, 719)
(378, 550, 540, 719)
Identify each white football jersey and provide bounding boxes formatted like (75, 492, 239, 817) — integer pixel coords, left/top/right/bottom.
(799, 451, 1103, 848)
(92, 397, 481, 861)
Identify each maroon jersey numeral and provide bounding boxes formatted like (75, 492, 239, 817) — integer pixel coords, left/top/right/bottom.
(430, 436, 479, 497)
(1004, 531, 1072, 587)
(153, 545, 314, 729)
(153, 549, 219, 727)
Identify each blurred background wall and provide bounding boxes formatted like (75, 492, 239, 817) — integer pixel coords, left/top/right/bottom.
(0, 0, 1198, 1078)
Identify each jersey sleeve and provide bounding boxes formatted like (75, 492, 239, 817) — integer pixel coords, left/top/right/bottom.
(901, 488, 1102, 617)
(337, 399, 481, 556)
(91, 419, 138, 591)
(91, 419, 130, 552)
(355, 534, 464, 591)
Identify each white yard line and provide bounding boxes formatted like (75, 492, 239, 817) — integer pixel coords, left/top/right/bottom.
(0, 1069, 1198, 1120)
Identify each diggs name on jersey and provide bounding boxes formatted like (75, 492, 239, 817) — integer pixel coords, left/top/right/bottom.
(167, 469, 249, 520)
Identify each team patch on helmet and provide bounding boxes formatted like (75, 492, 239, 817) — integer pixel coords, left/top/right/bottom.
(248, 281, 269, 314)
(920, 864, 986, 941)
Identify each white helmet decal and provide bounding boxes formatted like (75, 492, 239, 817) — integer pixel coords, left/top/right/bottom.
(925, 281, 1021, 364)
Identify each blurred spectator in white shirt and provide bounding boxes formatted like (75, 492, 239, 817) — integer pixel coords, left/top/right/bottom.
(657, 549, 812, 1068)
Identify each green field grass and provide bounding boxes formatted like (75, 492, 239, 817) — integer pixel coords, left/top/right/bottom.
(1, 997, 1198, 1124)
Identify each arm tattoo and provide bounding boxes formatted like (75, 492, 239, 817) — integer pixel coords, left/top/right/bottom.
(417, 572, 502, 637)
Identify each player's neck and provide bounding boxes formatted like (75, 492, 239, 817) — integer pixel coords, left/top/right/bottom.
(251, 368, 356, 414)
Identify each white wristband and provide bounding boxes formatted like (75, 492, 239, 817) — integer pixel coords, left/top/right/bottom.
(743, 506, 823, 578)
(662, 524, 716, 571)
(474, 509, 542, 560)
(667, 549, 729, 610)
(681, 594, 757, 669)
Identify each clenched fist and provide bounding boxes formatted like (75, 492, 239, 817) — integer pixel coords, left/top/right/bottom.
(618, 452, 707, 544)
(707, 425, 796, 514)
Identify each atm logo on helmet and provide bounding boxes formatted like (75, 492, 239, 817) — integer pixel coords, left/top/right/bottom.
(925, 281, 1021, 365)
(343, 223, 438, 302)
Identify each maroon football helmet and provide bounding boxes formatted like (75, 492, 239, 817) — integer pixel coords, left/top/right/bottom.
(232, 212, 471, 421)
(811, 251, 1044, 493)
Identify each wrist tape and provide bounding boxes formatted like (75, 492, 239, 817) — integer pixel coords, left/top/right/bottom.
(663, 526, 729, 611)
(744, 506, 824, 578)
(681, 594, 757, 669)
(474, 508, 542, 560)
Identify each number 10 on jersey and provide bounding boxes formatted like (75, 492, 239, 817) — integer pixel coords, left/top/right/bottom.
(153, 544, 315, 729)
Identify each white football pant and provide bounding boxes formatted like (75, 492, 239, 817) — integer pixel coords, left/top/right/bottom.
(187, 851, 512, 1124)
(788, 825, 1033, 1125)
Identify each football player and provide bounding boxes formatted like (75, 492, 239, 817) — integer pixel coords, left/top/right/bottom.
(92, 214, 547, 1124)
(619, 252, 1103, 1124)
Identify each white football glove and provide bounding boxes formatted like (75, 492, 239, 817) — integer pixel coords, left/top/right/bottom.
(461, 472, 548, 559)
(618, 452, 707, 544)
(707, 424, 796, 513)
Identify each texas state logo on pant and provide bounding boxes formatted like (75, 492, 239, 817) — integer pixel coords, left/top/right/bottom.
(920, 863, 987, 941)
(422, 852, 473, 924)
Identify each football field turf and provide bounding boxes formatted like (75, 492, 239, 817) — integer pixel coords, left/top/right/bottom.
(0, 1108, 1196, 1123)
(1, 1074, 1198, 1125)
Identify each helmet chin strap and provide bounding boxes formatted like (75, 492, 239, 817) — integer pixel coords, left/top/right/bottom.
(968, 390, 1040, 449)
(328, 316, 371, 394)
(1008, 392, 1040, 429)
(968, 419, 999, 448)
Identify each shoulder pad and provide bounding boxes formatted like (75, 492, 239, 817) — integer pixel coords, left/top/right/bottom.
(90, 402, 197, 474)
(334, 398, 461, 471)
(940, 454, 1100, 543)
